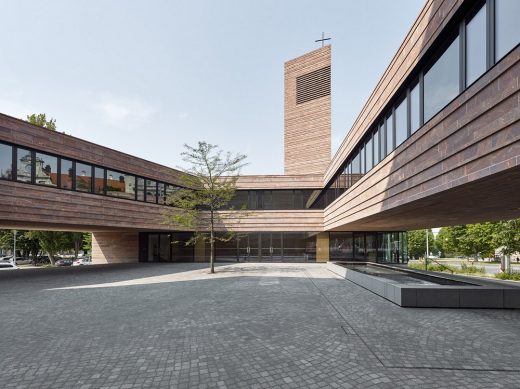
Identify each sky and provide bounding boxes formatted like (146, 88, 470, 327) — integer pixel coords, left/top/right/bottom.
(0, 0, 424, 175)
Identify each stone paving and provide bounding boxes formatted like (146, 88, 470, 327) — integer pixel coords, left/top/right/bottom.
(1, 262, 520, 388)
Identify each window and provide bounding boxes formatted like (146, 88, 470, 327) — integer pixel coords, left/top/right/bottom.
(386, 113, 394, 154)
(34, 153, 57, 187)
(466, 5, 487, 85)
(60, 159, 73, 189)
(424, 36, 460, 122)
(495, 0, 520, 61)
(360, 145, 365, 174)
(410, 82, 421, 134)
(137, 178, 145, 201)
(373, 127, 380, 165)
(395, 96, 408, 147)
(366, 136, 373, 172)
(75, 162, 92, 192)
(16, 148, 32, 183)
(157, 183, 166, 204)
(107, 170, 135, 200)
(272, 190, 294, 209)
(146, 179, 157, 203)
(0, 143, 12, 179)
(94, 167, 105, 194)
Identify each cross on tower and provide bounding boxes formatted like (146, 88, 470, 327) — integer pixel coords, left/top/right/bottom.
(315, 32, 331, 47)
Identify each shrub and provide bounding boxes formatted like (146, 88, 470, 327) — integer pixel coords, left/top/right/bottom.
(459, 262, 485, 274)
(407, 260, 455, 273)
(495, 271, 520, 281)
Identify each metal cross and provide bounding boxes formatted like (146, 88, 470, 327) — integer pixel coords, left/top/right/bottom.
(315, 32, 331, 47)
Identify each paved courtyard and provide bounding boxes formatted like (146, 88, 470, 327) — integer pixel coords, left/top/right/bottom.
(1, 262, 520, 388)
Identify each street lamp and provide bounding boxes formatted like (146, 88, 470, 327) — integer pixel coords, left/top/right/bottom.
(425, 229, 429, 271)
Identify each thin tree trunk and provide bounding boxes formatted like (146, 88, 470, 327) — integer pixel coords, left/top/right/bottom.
(48, 252, 56, 266)
(210, 212, 215, 274)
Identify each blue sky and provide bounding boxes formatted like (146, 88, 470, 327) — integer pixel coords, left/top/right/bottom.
(0, 0, 424, 174)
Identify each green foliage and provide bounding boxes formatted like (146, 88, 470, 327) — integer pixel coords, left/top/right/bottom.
(33, 231, 70, 265)
(408, 260, 454, 273)
(459, 262, 485, 274)
(83, 233, 92, 254)
(0, 230, 41, 258)
(26, 113, 57, 131)
(436, 225, 467, 257)
(494, 219, 520, 256)
(495, 271, 520, 281)
(407, 230, 434, 259)
(163, 141, 248, 273)
(408, 260, 484, 275)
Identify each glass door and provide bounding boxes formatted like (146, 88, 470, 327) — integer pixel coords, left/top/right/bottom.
(271, 233, 283, 261)
(260, 233, 271, 261)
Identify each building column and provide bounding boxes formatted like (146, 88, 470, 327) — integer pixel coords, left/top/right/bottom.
(316, 232, 329, 263)
(92, 231, 139, 264)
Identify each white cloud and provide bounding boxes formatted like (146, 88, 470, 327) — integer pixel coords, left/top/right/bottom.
(94, 92, 160, 127)
(178, 112, 189, 120)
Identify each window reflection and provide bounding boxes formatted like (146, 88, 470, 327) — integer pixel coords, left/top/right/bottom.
(75, 162, 92, 192)
(94, 167, 105, 194)
(34, 153, 57, 187)
(146, 179, 157, 203)
(60, 159, 73, 189)
(466, 5, 487, 86)
(395, 96, 407, 147)
(106, 170, 135, 200)
(16, 148, 32, 183)
(495, 0, 520, 61)
(0, 143, 12, 179)
(424, 36, 460, 122)
(137, 177, 145, 201)
(410, 82, 420, 134)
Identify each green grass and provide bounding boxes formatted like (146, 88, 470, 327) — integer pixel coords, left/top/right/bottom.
(407, 260, 485, 275)
(495, 272, 520, 281)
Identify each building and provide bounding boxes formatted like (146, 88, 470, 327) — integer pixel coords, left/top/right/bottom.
(0, 0, 519, 265)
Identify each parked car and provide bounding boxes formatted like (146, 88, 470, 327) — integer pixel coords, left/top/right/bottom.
(55, 259, 73, 267)
(73, 257, 92, 266)
(35, 256, 51, 265)
(0, 261, 19, 270)
(1, 256, 25, 263)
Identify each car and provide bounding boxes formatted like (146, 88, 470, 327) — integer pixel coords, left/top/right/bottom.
(0, 261, 19, 270)
(55, 259, 73, 266)
(73, 257, 92, 266)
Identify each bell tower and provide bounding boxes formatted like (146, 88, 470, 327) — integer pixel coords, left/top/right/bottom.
(284, 45, 331, 175)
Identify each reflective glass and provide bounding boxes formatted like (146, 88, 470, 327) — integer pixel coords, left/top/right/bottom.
(360, 145, 365, 174)
(146, 179, 157, 203)
(424, 36, 460, 122)
(329, 232, 353, 261)
(373, 128, 380, 165)
(386, 113, 394, 154)
(34, 153, 57, 186)
(157, 183, 166, 204)
(16, 148, 32, 183)
(272, 190, 294, 209)
(354, 234, 366, 260)
(0, 143, 12, 179)
(107, 170, 136, 200)
(365, 136, 373, 172)
(94, 167, 105, 194)
(75, 162, 92, 192)
(60, 159, 73, 189)
(410, 82, 421, 134)
(466, 5, 487, 85)
(495, 0, 520, 61)
(137, 178, 145, 201)
(395, 97, 408, 147)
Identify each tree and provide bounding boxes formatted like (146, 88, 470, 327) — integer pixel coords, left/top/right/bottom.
(494, 219, 520, 256)
(0, 230, 41, 259)
(407, 229, 434, 259)
(33, 231, 69, 265)
(26, 113, 57, 131)
(163, 142, 247, 273)
(436, 225, 467, 257)
(83, 233, 92, 255)
(66, 232, 85, 259)
(459, 222, 498, 258)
